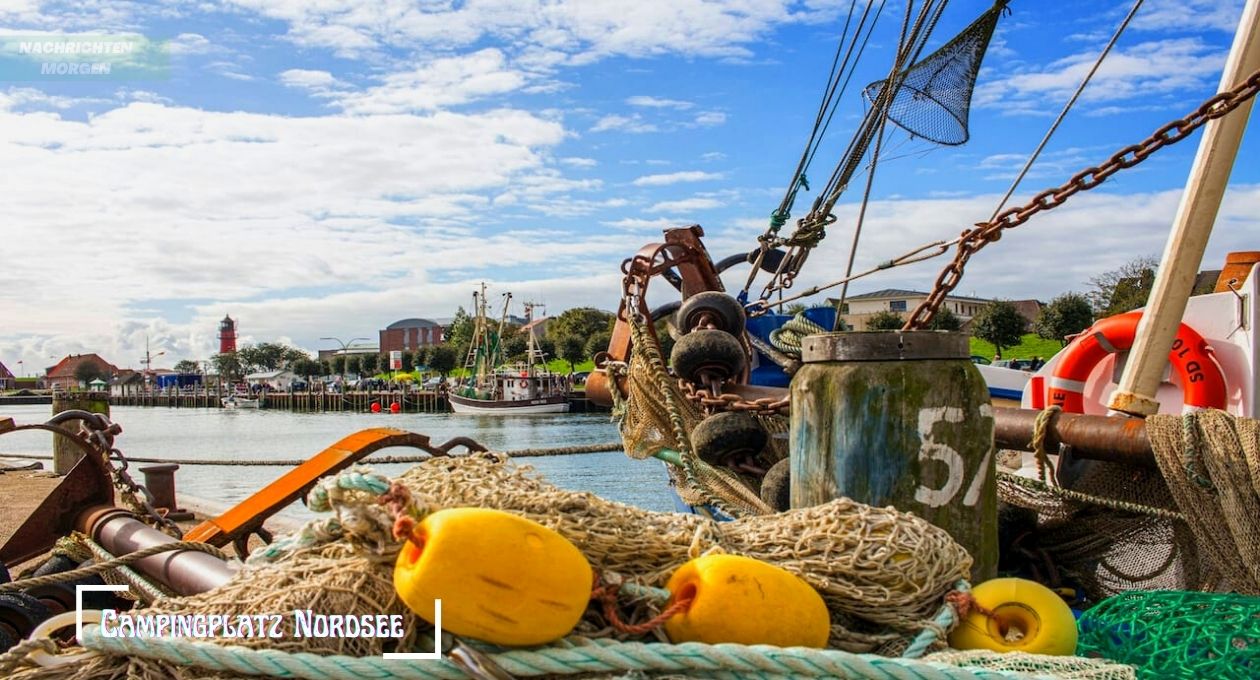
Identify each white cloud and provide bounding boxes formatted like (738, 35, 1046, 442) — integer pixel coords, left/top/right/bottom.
(974, 38, 1229, 116)
(626, 95, 693, 109)
(324, 49, 531, 114)
(693, 111, 727, 126)
(602, 217, 680, 230)
(559, 156, 597, 167)
(590, 113, 658, 133)
(647, 197, 722, 212)
(224, 0, 839, 62)
(1131, 0, 1244, 33)
(279, 68, 343, 90)
(632, 170, 723, 186)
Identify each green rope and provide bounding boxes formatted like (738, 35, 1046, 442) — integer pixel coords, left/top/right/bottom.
(902, 581, 970, 659)
(768, 312, 829, 356)
(769, 174, 810, 232)
(80, 626, 1050, 680)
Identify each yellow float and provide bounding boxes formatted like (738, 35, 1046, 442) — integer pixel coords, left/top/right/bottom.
(662, 554, 830, 647)
(392, 507, 592, 646)
(948, 577, 1078, 656)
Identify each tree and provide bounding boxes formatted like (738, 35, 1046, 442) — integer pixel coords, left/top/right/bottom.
(212, 352, 243, 382)
(401, 351, 415, 372)
(361, 353, 379, 376)
(972, 300, 1027, 358)
(547, 307, 615, 342)
(926, 306, 962, 332)
(236, 342, 310, 373)
(445, 307, 474, 359)
(502, 332, 528, 361)
(291, 358, 320, 379)
(1035, 293, 1094, 345)
(426, 344, 458, 376)
(346, 355, 362, 377)
(410, 350, 426, 371)
(784, 303, 808, 316)
(558, 335, 586, 374)
(74, 361, 107, 386)
(1087, 256, 1158, 316)
(173, 359, 201, 374)
(536, 336, 556, 360)
(586, 331, 613, 360)
(330, 356, 345, 376)
(319, 359, 331, 377)
(866, 310, 905, 330)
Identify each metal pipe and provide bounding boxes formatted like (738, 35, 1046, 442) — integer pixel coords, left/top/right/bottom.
(77, 507, 237, 596)
(993, 407, 1154, 467)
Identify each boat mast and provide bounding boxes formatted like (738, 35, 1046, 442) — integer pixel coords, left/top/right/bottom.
(522, 302, 545, 376)
(1110, 0, 1260, 416)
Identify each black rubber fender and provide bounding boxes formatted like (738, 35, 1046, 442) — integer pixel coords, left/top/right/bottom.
(0, 623, 16, 654)
(670, 329, 746, 384)
(760, 457, 792, 512)
(691, 411, 767, 467)
(677, 291, 746, 334)
(0, 591, 51, 639)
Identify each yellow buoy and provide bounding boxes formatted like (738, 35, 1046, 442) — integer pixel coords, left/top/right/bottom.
(393, 507, 592, 646)
(662, 554, 830, 647)
(948, 578, 1077, 656)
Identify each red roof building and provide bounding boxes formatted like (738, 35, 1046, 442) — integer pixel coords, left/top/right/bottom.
(0, 360, 13, 390)
(45, 353, 119, 391)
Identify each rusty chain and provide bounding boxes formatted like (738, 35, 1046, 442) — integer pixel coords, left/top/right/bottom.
(905, 65, 1260, 330)
(676, 377, 790, 416)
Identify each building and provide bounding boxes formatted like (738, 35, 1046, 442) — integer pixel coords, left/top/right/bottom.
(379, 318, 444, 356)
(0, 360, 14, 390)
(316, 345, 380, 363)
(45, 354, 119, 391)
(520, 316, 550, 340)
(831, 289, 991, 330)
(245, 370, 299, 390)
(111, 370, 144, 397)
(219, 315, 237, 354)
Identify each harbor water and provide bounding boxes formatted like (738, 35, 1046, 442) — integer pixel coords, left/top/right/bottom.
(0, 405, 674, 519)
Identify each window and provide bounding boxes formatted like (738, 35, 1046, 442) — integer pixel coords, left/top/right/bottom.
(839, 303, 850, 314)
(889, 300, 907, 312)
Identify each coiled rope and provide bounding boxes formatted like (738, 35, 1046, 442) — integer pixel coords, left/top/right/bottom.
(78, 627, 1045, 680)
(768, 312, 830, 355)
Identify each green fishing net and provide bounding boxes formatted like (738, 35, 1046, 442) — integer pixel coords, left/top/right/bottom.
(1077, 590, 1260, 679)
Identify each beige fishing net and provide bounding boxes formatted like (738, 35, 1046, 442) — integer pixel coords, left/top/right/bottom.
(5, 453, 1141, 679)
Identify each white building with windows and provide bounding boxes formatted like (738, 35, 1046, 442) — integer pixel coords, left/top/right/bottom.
(832, 289, 996, 330)
(245, 370, 299, 390)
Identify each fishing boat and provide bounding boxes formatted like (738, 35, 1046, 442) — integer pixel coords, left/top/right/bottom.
(447, 283, 570, 415)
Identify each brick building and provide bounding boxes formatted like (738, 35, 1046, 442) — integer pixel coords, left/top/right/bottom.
(379, 318, 444, 355)
(45, 353, 118, 391)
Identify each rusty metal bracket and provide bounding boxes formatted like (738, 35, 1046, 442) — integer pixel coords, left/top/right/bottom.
(588, 225, 742, 406)
(183, 428, 483, 555)
(0, 419, 116, 567)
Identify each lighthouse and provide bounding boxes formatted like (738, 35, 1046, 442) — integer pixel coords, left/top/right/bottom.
(218, 315, 237, 354)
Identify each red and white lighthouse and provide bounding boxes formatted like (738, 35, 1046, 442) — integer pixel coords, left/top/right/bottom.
(218, 315, 237, 354)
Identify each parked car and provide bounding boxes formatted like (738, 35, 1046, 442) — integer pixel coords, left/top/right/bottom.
(422, 376, 444, 389)
(970, 355, 991, 365)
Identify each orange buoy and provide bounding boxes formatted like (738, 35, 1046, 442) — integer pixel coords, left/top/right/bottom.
(1047, 310, 1227, 413)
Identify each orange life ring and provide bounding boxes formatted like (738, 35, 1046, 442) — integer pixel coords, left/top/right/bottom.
(1047, 310, 1227, 413)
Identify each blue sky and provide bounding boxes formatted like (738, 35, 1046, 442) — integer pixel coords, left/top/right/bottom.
(0, 0, 1255, 371)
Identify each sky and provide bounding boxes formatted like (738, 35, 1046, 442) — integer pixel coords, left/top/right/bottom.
(0, 0, 1255, 373)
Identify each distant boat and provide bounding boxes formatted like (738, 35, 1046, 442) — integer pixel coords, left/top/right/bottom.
(448, 284, 570, 415)
(221, 394, 261, 409)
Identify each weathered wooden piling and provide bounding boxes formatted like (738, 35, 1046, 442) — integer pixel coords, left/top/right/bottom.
(51, 391, 111, 474)
(790, 331, 996, 581)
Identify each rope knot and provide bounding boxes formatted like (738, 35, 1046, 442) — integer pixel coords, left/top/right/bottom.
(589, 573, 691, 636)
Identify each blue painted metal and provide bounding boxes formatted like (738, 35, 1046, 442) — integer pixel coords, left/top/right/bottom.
(746, 306, 837, 387)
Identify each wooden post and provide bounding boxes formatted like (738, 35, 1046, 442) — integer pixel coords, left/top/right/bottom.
(1110, 0, 1260, 416)
(790, 331, 997, 581)
(52, 390, 110, 474)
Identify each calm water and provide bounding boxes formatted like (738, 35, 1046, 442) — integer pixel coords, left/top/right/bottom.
(0, 404, 675, 519)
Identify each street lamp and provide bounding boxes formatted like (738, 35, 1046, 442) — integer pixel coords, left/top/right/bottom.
(320, 336, 368, 390)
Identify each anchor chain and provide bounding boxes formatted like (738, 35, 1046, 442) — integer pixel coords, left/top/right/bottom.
(79, 418, 184, 538)
(905, 65, 1260, 329)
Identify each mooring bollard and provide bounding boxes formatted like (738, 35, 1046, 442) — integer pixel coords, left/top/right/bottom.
(790, 331, 997, 581)
(51, 391, 110, 475)
(139, 463, 194, 521)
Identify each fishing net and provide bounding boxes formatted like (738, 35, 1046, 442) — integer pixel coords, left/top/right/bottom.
(1077, 590, 1260, 679)
(6, 454, 1143, 679)
(925, 650, 1135, 680)
(611, 316, 777, 517)
(863, 0, 1008, 145)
